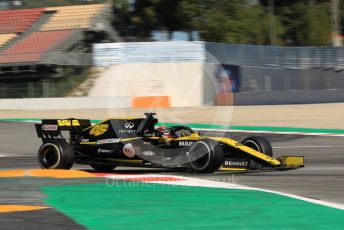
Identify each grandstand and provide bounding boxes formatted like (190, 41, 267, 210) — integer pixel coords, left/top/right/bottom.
(0, 3, 112, 67)
(0, 8, 44, 34)
(0, 30, 75, 64)
(42, 4, 105, 31)
(0, 0, 118, 98)
(0, 34, 16, 47)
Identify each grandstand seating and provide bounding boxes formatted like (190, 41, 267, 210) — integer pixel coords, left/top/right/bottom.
(0, 8, 44, 34)
(0, 34, 16, 48)
(0, 30, 73, 63)
(0, 3, 106, 65)
(41, 4, 105, 31)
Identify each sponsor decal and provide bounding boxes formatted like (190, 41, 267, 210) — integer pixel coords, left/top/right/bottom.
(124, 122, 135, 129)
(179, 141, 194, 147)
(118, 129, 138, 134)
(98, 149, 115, 154)
(123, 143, 136, 158)
(141, 151, 155, 156)
(42, 124, 58, 131)
(118, 122, 137, 134)
(224, 160, 249, 167)
(57, 119, 80, 126)
(90, 124, 109, 136)
(80, 138, 89, 143)
(96, 138, 121, 145)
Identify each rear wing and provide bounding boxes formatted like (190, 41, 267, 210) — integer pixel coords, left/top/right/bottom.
(35, 119, 91, 139)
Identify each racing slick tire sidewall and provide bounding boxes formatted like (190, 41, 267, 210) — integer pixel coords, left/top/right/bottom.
(188, 139, 224, 173)
(241, 136, 273, 157)
(38, 139, 74, 169)
(89, 164, 116, 172)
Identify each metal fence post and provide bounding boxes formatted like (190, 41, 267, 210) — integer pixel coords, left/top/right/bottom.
(0, 84, 6, 98)
(42, 80, 50, 97)
(27, 82, 34, 98)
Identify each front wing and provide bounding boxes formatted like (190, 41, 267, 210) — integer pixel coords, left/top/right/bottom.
(220, 155, 304, 172)
(209, 137, 304, 172)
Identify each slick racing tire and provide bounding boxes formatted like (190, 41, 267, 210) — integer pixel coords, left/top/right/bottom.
(38, 139, 74, 169)
(242, 136, 273, 157)
(90, 164, 116, 172)
(188, 139, 224, 173)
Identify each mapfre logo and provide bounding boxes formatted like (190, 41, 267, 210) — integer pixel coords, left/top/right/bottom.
(124, 122, 135, 129)
(179, 141, 194, 147)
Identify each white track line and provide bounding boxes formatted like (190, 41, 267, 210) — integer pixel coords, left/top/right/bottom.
(194, 128, 344, 137)
(248, 185, 344, 211)
(273, 145, 344, 149)
(0, 154, 35, 157)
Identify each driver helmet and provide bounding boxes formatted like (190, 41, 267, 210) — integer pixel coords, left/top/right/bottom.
(156, 126, 172, 138)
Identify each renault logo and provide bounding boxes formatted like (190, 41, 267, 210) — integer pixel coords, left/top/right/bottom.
(124, 122, 135, 129)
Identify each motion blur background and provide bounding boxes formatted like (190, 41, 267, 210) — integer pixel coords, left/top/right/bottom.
(0, 0, 343, 107)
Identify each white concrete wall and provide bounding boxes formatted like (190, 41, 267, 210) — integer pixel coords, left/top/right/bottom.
(0, 62, 212, 110)
(89, 62, 205, 107)
(0, 97, 131, 110)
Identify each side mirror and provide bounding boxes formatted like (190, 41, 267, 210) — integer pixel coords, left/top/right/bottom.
(144, 112, 157, 118)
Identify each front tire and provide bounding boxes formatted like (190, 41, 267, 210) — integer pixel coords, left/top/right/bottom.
(241, 136, 273, 157)
(188, 139, 224, 173)
(38, 139, 74, 169)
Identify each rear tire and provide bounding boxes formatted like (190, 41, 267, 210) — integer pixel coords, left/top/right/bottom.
(90, 164, 116, 172)
(188, 139, 224, 173)
(38, 139, 74, 169)
(241, 136, 273, 157)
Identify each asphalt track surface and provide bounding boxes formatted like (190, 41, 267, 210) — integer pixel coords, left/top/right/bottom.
(1, 121, 344, 229)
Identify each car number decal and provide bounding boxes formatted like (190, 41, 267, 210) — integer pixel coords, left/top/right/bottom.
(89, 124, 109, 136)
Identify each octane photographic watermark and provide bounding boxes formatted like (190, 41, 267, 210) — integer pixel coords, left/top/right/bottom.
(104, 175, 240, 189)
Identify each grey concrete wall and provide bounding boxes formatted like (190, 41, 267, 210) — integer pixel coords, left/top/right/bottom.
(240, 67, 344, 92)
(232, 66, 344, 105)
(234, 89, 344, 105)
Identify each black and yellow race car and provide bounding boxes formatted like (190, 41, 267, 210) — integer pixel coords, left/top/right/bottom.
(35, 113, 304, 173)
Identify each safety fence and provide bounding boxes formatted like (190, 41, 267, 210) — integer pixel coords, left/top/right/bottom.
(93, 41, 205, 66)
(205, 43, 344, 70)
(94, 41, 344, 70)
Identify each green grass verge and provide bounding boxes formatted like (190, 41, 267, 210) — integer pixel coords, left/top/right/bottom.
(42, 182, 344, 230)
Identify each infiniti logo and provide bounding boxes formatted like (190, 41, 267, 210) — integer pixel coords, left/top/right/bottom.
(124, 122, 135, 129)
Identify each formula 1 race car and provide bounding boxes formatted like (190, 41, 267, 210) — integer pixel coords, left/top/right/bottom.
(35, 113, 304, 173)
